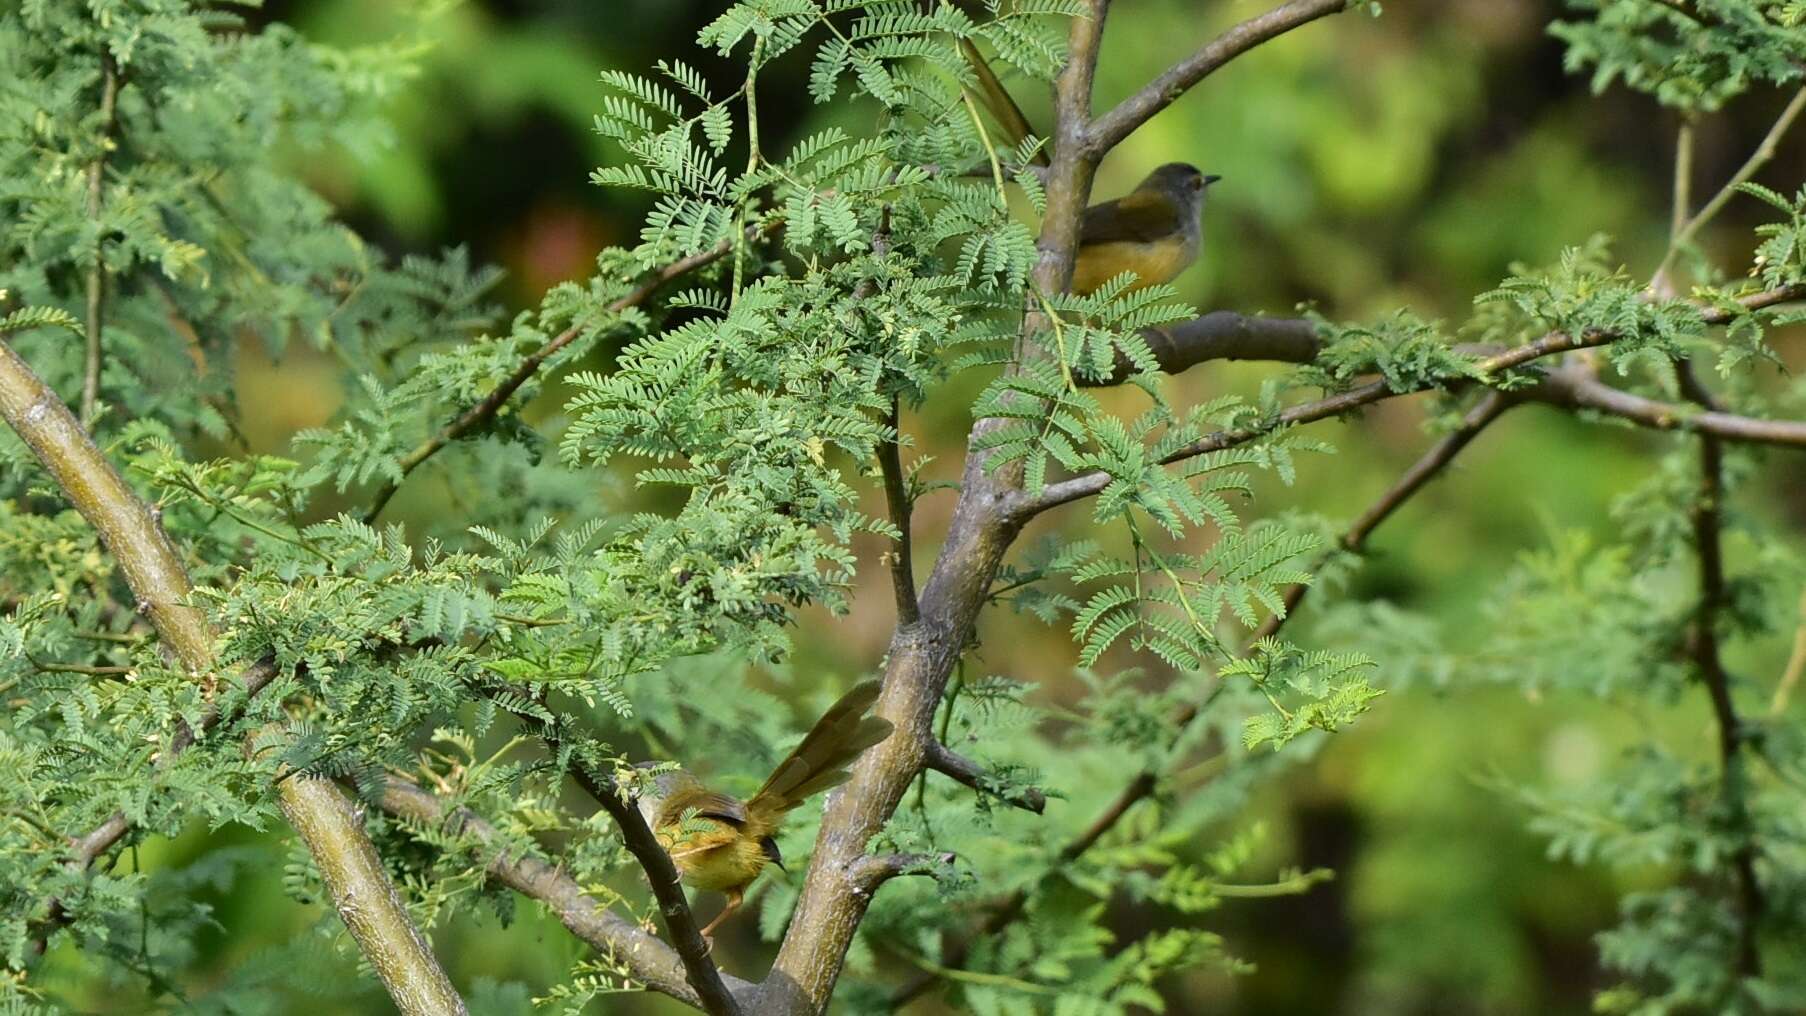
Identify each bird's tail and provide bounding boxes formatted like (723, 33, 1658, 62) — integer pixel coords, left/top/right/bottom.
(746, 681, 893, 825)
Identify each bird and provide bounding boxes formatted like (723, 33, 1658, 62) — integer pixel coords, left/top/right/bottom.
(1069, 163, 1221, 297)
(636, 680, 894, 940)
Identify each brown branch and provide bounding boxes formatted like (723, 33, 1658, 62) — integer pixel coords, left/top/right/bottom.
(81, 53, 120, 431)
(1084, 0, 1352, 158)
(1526, 367, 1806, 447)
(1678, 365, 1764, 981)
(879, 396, 920, 624)
(546, 730, 742, 1016)
(847, 852, 957, 894)
(378, 776, 760, 1011)
(364, 231, 764, 523)
(1018, 283, 1806, 517)
(0, 340, 464, 1014)
(1079, 312, 1322, 386)
(923, 740, 1046, 814)
(890, 391, 1517, 1009)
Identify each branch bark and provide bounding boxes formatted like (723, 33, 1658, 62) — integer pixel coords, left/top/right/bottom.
(924, 740, 1046, 814)
(0, 339, 466, 1015)
(1079, 312, 1322, 386)
(1084, 0, 1352, 158)
(1676, 365, 1764, 981)
(378, 777, 760, 1011)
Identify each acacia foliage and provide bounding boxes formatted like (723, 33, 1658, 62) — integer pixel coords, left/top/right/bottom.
(0, 1, 1804, 1014)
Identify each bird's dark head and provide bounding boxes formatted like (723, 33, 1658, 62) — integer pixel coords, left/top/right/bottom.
(1141, 163, 1222, 201)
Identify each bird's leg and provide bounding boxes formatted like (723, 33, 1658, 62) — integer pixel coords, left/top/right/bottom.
(698, 888, 743, 942)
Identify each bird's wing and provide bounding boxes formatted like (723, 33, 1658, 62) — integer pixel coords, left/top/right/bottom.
(1079, 188, 1184, 245)
(655, 790, 748, 828)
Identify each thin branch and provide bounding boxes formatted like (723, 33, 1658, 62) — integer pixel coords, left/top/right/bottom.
(1084, 0, 1351, 158)
(0, 340, 464, 1015)
(81, 53, 120, 430)
(879, 396, 920, 624)
(1527, 366, 1806, 447)
(1656, 86, 1806, 285)
(1770, 590, 1806, 717)
(1677, 360, 1764, 980)
(547, 730, 742, 1016)
(891, 392, 1517, 1009)
(1016, 283, 1806, 517)
(923, 740, 1046, 814)
(847, 852, 956, 894)
(364, 227, 772, 522)
(378, 776, 759, 1011)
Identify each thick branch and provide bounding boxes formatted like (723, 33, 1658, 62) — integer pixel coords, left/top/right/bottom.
(561, 749, 742, 1016)
(81, 53, 120, 430)
(762, 7, 1112, 1015)
(1079, 312, 1322, 386)
(1084, 0, 1351, 158)
(276, 777, 468, 1014)
(378, 777, 759, 1010)
(0, 340, 464, 1015)
(364, 231, 763, 522)
(924, 740, 1046, 814)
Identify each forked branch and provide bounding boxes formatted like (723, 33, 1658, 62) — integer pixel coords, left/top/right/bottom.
(1084, 0, 1354, 157)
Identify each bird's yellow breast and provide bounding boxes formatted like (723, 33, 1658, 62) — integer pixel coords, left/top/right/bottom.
(1070, 237, 1192, 296)
(659, 818, 771, 893)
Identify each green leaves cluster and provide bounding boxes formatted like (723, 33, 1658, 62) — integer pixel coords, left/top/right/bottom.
(1553, 0, 1806, 111)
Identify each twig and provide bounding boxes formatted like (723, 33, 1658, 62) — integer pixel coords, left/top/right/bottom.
(81, 53, 120, 430)
(1655, 86, 1806, 286)
(364, 226, 774, 522)
(1084, 0, 1351, 158)
(1769, 590, 1806, 717)
(378, 776, 759, 1010)
(0, 341, 464, 1014)
(923, 740, 1045, 814)
(1527, 365, 1806, 446)
(529, 720, 741, 1016)
(1080, 312, 1323, 385)
(848, 852, 956, 893)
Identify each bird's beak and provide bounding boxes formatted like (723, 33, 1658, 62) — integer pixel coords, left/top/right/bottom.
(1203, 174, 1223, 186)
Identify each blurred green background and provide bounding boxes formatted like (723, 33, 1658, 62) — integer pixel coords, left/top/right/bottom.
(42, 1, 1806, 1012)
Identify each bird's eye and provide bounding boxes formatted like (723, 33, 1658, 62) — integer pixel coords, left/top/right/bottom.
(1189, 176, 1203, 191)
